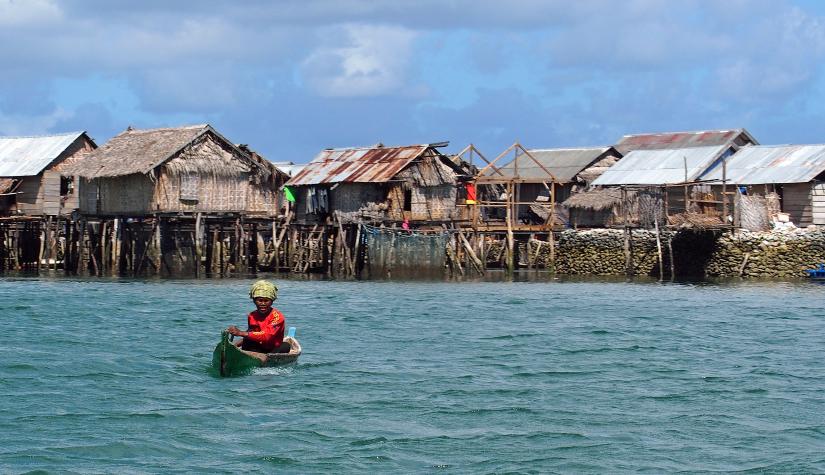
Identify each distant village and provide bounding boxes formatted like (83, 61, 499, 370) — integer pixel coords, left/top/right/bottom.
(1, 124, 824, 279)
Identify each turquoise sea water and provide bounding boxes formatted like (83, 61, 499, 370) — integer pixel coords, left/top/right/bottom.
(2, 276, 825, 473)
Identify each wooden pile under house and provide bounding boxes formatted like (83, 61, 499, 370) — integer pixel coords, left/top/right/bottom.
(65, 124, 285, 217)
(0, 131, 97, 217)
(284, 142, 469, 225)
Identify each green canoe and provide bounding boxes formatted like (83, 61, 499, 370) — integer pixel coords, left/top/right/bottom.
(212, 327, 302, 377)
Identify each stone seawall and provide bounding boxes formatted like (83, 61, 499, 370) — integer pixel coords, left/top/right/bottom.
(549, 229, 672, 276)
(704, 230, 825, 278)
(528, 228, 825, 278)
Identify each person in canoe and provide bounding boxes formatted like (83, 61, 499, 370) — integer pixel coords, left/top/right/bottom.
(226, 280, 291, 354)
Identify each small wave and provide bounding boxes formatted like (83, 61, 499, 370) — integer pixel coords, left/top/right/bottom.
(350, 436, 388, 447)
(260, 455, 299, 465)
(513, 370, 603, 378)
(252, 366, 294, 376)
(299, 361, 341, 369)
(5, 363, 38, 371)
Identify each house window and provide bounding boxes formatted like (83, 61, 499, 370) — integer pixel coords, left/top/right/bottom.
(60, 176, 74, 196)
(403, 189, 412, 212)
(180, 173, 200, 201)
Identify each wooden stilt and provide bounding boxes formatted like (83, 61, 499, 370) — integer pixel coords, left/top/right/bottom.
(655, 219, 664, 279)
(195, 212, 202, 277)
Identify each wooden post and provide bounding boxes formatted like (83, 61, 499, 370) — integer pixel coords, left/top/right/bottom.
(506, 182, 515, 275)
(194, 212, 202, 277)
(352, 223, 362, 277)
(655, 219, 664, 280)
(548, 230, 555, 273)
(37, 218, 47, 271)
(111, 218, 119, 274)
(100, 220, 108, 274)
(154, 217, 163, 276)
(683, 155, 690, 213)
(668, 236, 675, 280)
(88, 222, 99, 276)
(722, 159, 728, 225)
(217, 226, 225, 277)
(458, 227, 484, 275)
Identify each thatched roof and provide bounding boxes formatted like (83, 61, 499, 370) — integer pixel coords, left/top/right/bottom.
(0, 178, 17, 194)
(576, 155, 620, 184)
(563, 188, 626, 211)
(668, 212, 725, 229)
(66, 124, 259, 179)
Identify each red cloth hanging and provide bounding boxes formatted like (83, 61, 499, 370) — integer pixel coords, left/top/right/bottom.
(465, 183, 477, 204)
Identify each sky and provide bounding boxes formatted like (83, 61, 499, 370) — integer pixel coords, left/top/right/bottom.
(4, 0, 825, 163)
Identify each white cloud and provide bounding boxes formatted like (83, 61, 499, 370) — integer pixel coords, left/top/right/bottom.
(300, 24, 418, 97)
(0, 107, 72, 136)
(0, 0, 61, 27)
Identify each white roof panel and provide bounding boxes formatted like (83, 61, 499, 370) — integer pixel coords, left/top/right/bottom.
(700, 144, 825, 184)
(0, 132, 84, 177)
(592, 145, 731, 186)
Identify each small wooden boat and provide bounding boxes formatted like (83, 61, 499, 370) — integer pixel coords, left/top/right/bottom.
(212, 327, 302, 377)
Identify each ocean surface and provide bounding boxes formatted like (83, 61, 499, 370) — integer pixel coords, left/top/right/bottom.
(2, 275, 825, 474)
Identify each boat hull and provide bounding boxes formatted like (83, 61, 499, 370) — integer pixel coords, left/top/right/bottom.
(212, 331, 302, 377)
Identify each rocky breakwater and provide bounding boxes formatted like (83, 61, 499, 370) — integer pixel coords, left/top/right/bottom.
(552, 229, 673, 275)
(705, 228, 825, 278)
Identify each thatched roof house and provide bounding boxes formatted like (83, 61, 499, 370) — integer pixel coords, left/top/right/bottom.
(0, 131, 97, 216)
(66, 124, 286, 216)
(285, 143, 468, 224)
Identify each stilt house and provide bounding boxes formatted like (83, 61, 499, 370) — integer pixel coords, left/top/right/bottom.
(564, 129, 759, 228)
(480, 146, 621, 225)
(65, 124, 286, 217)
(285, 143, 468, 224)
(0, 131, 97, 216)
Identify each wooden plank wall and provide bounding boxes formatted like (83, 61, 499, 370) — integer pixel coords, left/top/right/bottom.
(15, 175, 43, 215)
(811, 182, 825, 225)
(40, 170, 62, 216)
(782, 182, 812, 227)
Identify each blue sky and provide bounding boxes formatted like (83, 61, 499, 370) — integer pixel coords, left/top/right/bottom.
(3, 0, 825, 163)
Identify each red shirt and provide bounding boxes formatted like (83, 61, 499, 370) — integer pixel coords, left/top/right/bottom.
(245, 308, 285, 352)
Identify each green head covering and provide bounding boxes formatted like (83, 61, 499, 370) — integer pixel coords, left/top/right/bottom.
(249, 280, 278, 300)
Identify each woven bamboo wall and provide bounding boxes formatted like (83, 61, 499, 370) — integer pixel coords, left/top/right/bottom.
(82, 174, 155, 215)
(155, 172, 247, 212)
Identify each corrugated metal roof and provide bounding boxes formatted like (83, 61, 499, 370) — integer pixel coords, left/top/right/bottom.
(592, 145, 731, 186)
(286, 145, 430, 186)
(700, 144, 825, 184)
(0, 131, 86, 177)
(615, 128, 756, 154)
(485, 147, 618, 183)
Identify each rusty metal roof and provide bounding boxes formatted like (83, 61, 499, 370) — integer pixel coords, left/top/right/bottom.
(485, 146, 620, 183)
(615, 128, 757, 155)
(0, 131, 88, 177)
(700, 144, 825, 184)
(285, 144, 432, 186)
(592, 145, 732, 186)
